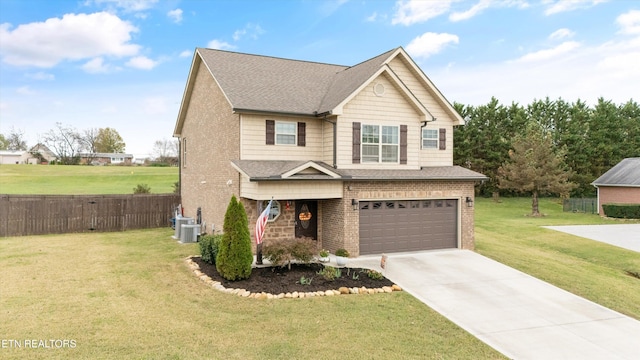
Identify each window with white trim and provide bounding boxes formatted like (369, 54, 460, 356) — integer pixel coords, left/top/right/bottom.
(362, 124, 398, 163)
(422, 128, 438, 149)
(275, 122, 296, 145)
(261, 200, 281, 222)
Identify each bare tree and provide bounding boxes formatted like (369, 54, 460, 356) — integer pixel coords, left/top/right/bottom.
(80, 128, 100, 164)
(5, 127, 28, 150)
(152, 138, 178, 165)
(42, 122, 85, 165)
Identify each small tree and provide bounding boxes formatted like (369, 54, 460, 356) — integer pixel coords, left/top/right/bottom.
(216, 195, 253, 280)
(95, 127, 126, 153)
(498, 123, 576, 216)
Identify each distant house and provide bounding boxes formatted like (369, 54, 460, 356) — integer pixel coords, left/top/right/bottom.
(79, 153, 134, 165)
(173, 47, 486, 257)
(0, 150, 28, 164)
(29, 144, 57, 164)
(592, 158, 640, 215)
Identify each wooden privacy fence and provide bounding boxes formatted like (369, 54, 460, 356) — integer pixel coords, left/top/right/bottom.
(0, 194, 181, 237)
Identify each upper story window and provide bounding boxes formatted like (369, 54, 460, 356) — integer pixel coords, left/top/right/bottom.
(275, 122, 297, 145)
(422, 128, 438, 149)
(362, 124, 398, 163)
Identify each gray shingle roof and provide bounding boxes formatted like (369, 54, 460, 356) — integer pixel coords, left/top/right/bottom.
(231, 160, 487, 181)
(592, 158, 640, 187)
(197, 47, 398, 115)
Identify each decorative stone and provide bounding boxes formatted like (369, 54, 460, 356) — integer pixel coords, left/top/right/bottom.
(324, 290, 334, 296)
(332, 290, 340, 296)
(285, 293, 292, 298)
(307, 292, 315, 297)
(375, 288, 383, 293)
(367, 288, 375, 295)
(277, 293, 285, 299)
(392, 284, 402, 291)
(338, 287, 349, 294)
(199, 275, 209, 281)
(316, 291, 325, 296)
(266, 294, 274, 299)
(194, 270, 203, 277)
(382, 286, 393, 293)
(350, 287, 358, 294)
(241, 291, 250, 297)
(291, 291, 299, 298)
(360, 287, 368, 294)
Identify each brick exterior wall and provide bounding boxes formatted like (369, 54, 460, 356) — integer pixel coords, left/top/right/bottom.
(179, 61, 240, 233)
(598, 186, 640, 215)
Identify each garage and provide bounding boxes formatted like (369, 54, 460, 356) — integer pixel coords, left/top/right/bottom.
(359, 199, 458, 255)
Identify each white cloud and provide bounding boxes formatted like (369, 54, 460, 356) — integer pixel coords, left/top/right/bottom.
(543, 0, 608, 16)
(616, 10, 640, 35)
(179, 50, 192, 58)
(366, 12, 378, 22)
(392, 0, 454, 25)
(167, 9, 183, 24)
(26, 72, 55, 81)
(207, 39, 235, 50)
(125, 56, 158, 70)
(90, 0, 158, 12)
(549, 28, 575, 41)
(0, 12, 140, 68)
(406, 32, 459, 58)
(232, 23, 265, 41)
(449, 0, 492, 22)
(16, 86, 35, 95)
(82, 57, 112, 73)
(515, 41, 581, 63)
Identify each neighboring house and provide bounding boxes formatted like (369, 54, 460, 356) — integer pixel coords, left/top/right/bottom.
(79, 153, 133, 165)
(0, 150, 28, 164)
(592, 158, 640, 216)
(29, 143, 57, 164)
(173, 47, 487, 256)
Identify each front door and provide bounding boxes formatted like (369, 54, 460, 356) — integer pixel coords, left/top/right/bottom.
(295, 200, 317, 240)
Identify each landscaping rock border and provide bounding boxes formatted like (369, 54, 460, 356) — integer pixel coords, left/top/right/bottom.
(186, 256, 402, 299)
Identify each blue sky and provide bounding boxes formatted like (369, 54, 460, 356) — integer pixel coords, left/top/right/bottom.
(1, 0, 638, 156)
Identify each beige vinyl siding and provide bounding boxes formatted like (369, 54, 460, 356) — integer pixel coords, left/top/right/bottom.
(389, 57, 454, 166)
(241, 114, 323, 161)
(336, 74, 422, 169)
(322, 118, 336, 166)
(239, 177, 343, 200)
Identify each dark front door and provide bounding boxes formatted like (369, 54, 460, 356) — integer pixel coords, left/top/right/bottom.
(295, 200, 317, 240)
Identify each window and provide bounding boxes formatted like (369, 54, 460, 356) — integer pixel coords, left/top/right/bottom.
(182, 138, 187, 167)
(275, 122, 296, 145)
(261, 200, 280, 222)
(362, 125, 399, 163)
(422, 128, 438, 149)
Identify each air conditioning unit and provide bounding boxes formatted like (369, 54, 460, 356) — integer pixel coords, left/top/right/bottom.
(180, 224, 200, 243)
(173, 217, 194, 239)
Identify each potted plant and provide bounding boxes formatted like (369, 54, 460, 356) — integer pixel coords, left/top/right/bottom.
(319, 249, 330, 263)
(335, 248, 349, 266)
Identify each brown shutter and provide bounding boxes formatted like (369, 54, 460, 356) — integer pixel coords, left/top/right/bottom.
(352, 122, 361, 164)
(400, 125, 407, 164)
(439, 128, 446, 150)
(297, 122, 306, 147)
(266, 120, 275, 145)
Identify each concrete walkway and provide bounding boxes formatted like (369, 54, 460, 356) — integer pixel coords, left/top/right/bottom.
(544, 224, 640, 253)
(349, 250, 640, 360)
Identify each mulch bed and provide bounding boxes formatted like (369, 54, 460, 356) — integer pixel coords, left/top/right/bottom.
(192, 257, 393, 294)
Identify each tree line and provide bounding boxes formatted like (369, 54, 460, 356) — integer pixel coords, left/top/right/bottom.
(454, 97, 640, 197)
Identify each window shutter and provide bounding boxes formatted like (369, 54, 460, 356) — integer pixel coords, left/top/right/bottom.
(297, 122, 306, 147)
(266, 120, 275, 145)
(352, 122, 361, 163)
(439, 128, 446, 150)
(400, 125, 407, 164)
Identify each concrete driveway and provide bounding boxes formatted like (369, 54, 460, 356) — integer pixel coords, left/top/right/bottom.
(349, 250, 640, 360)
(544, 224, 640, 252)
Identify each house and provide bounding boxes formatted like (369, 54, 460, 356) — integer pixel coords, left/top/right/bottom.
(28, 143, 57, 164)
(79, 153, 133, 165)
(173, 47, 486, 256)
(0, 150, 28, 164)
(592, 158, 640, 215)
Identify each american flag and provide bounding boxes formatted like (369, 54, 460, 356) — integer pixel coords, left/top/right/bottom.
(255, 199, 273, 245)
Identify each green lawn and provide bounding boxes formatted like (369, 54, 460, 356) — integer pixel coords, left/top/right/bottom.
(0, 229, 505, 359)
(474, 197, 640, 320)
(0, 164, 178, 194)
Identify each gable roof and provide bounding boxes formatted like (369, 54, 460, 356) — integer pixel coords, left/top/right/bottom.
(175, 47, 463, 135)
(232, 160, 487, 182)
(592, 158, 640, 187)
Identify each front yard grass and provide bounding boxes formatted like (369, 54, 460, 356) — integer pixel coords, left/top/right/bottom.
(474, 197, 640, 320)
(0, 228, 505, 359)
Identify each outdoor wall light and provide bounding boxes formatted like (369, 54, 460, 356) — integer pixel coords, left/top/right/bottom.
(351, 198, 358, 210)
(466, 197, 474, 208)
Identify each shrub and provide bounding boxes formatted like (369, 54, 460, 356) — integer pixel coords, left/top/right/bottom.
(172, 181, 180, 194)
(602, 204, 640, 219)
(366, 269, 384, 280)
(335, 248, 349, 257)
(216, 196, 253, 281)
(133, 183, 151, 194)
(199, 234, 222, 265)
(317, 265, 341, 281)
(263, 237, 318, 269)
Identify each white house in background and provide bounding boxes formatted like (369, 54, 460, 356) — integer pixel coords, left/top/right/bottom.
(0, 150, 29, 164)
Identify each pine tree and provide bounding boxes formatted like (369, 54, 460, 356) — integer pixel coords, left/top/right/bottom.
(216, 195, 253, 280)
(498, 123, 576, 216)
